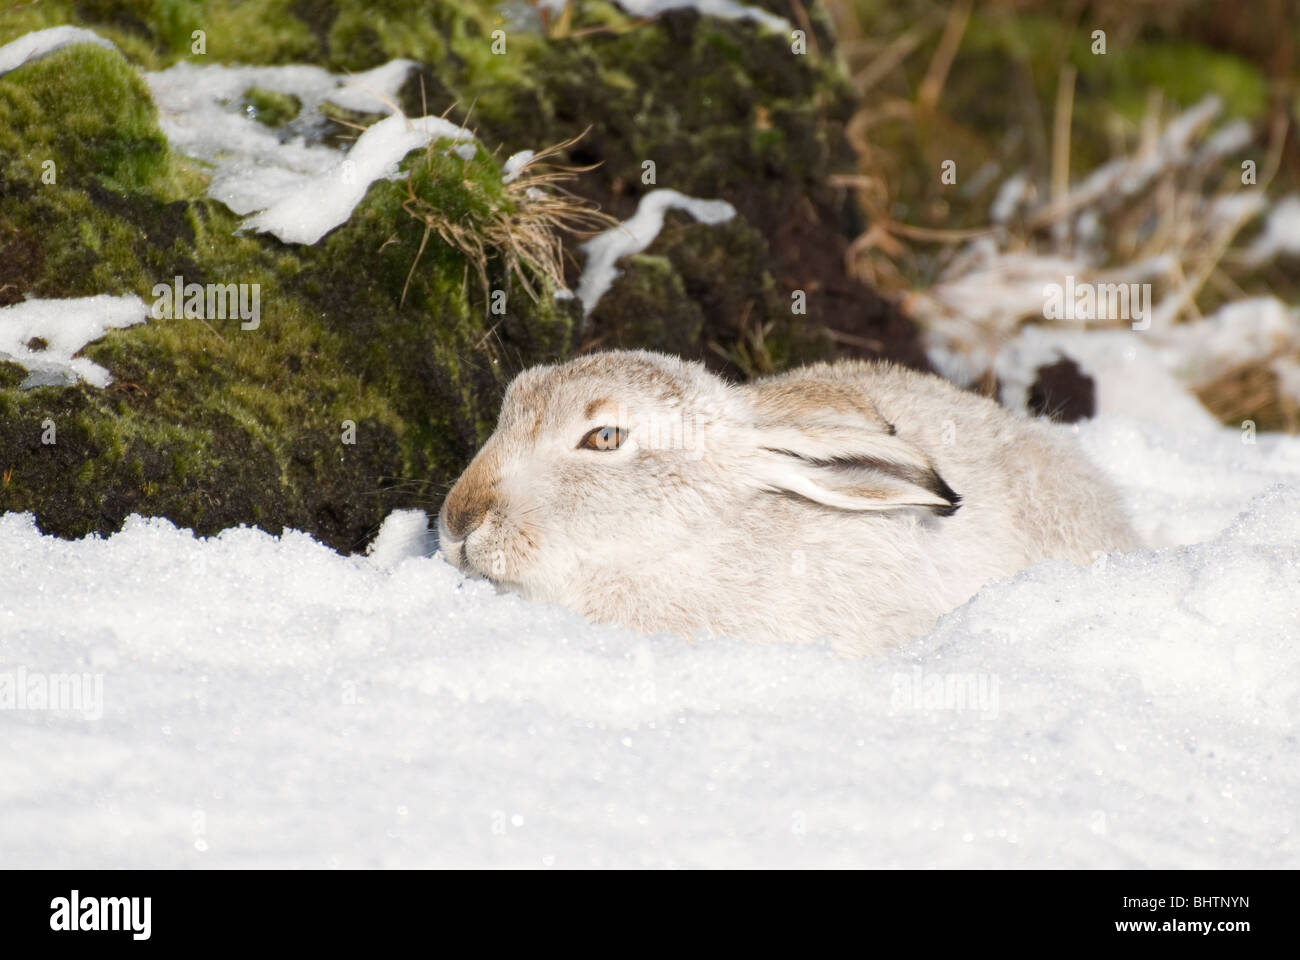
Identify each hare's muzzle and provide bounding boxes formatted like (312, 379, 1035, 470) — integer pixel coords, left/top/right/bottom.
(440, 485, 487, 542)
(437, 449, 499, 572)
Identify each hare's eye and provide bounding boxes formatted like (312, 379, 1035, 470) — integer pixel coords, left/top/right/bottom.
(579, 426, 626, 451)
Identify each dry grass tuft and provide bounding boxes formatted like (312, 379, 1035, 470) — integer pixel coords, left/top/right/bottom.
(401, 129, 615, 307)
(1196, 352, 1300, 433)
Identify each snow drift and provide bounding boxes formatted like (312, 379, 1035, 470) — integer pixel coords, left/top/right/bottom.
(1, 414, 1297, 868)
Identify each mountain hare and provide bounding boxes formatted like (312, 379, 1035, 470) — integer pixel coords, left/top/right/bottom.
(438, 350, 1137, 653)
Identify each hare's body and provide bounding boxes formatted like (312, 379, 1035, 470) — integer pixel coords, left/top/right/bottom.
(439, 351, 1137, 654)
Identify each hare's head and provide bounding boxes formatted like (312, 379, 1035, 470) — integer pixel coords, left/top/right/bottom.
(437, 351, 960, 609)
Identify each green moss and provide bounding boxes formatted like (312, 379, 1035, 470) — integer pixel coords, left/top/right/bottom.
(1089, 43, 1268, 123)
(407, 139, 512, 229)
(241, 86, 302, 127)
(589, 253, 705, 354)
(0, 24, 553, 547)
(0, 44, 179, 195)
(302, 144, 577, 459)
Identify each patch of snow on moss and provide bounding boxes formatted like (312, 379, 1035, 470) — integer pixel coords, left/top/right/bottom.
(576, 189, 736, 316)
(0, 26, 115, 76)
(144, 59, 477, 243)
(0, 295, 148, 390)
(238, 112, 473, 245)
(609, 1, 789, 32)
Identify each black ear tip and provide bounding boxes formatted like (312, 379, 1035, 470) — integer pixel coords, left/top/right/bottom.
(932, 496, 962, 518)
(929, 472, 962, 516)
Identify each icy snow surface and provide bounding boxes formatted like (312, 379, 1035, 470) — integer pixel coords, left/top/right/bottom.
(532, 1, 789, 32)
(236, 112, 473, 245)
(611, 1, 790, 32)
(576, 189, 737, 316)
(1, 415, 1297, 868)
(1243, 195, 1300, 267)
(0, 295, 148, 389)
(0, 26, 114, 76)
(144, 60, 475, 244)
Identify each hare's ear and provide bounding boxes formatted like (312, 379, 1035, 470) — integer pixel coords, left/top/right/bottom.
(745, 395, 961, 516)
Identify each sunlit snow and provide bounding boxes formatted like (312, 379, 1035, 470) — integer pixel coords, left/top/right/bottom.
(2, 413, 1297, 867)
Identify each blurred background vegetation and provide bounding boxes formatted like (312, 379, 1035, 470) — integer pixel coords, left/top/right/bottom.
(824, 0, 1300, 429)
(828, 0, 1295, 286)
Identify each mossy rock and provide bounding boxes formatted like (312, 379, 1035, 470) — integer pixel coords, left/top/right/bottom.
(0, 2, 918, 549)
(587, 211, 831, 375)
(0, 40, 571, 548)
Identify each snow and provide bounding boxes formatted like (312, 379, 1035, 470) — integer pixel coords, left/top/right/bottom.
(989, 171, 1032, 224)
(1, 408, 1298, 868)
(996, 327, 1222, 433)
(1273, 355, 1300, 408)
(576, 189, 737, 316)
(0, 26, 114, 76)
(1153, 297, 1300, 386)
(632, 1, 788, 32)
(238, 113, 472, 245)
(143, 59, 421, 202)
(0, 295, 148, 389)
(502, 150, 534, 184)
(553, 1, 790, 32)
(365, 508, 436, 571)
(143, 59, 481, 244)
(1070, 95, 1224, 208)
(1075, 415, 1300, 548)
(992, 298, 1300, 434)
(1243, 194, 1300, 267)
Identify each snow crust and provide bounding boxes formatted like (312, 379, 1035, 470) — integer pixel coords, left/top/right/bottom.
(0, 295, 148, 389)
(0, 26, 114, 76)
(2, 416, 1297, 868)
(576, 189, 737, 315)
(143, 59, 479, 244)
(612, 1, 790, 32)
(236, 112, 472, 245)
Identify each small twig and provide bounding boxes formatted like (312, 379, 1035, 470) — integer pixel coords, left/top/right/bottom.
(1050, 64, 1077, 248)
(850, 15, 938, 96)
(916, 0, 972, 115)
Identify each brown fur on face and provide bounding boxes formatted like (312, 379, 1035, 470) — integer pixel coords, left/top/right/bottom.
(440, 446, 498, 539)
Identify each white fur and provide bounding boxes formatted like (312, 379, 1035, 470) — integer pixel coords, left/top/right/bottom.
(438, 351, 1138, 654)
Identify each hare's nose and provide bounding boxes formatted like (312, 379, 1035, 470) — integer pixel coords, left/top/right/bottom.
(441, 496, 486, 540)
(440, 462, 495, 540)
